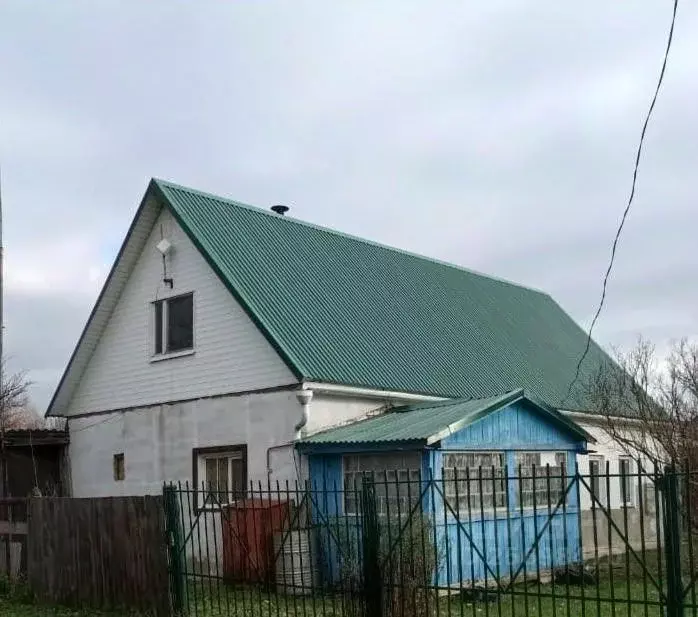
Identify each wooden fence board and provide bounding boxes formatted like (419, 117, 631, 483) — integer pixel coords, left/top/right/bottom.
(27, 496, 170, 616)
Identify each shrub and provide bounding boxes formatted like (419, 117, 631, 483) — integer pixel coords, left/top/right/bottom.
(330, 513, 441, 617)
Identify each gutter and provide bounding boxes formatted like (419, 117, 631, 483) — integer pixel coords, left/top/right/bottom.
(301, 381, 446, 403)
(561, 409, 644, 427)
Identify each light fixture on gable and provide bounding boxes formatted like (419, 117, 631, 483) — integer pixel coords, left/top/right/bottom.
(156, 238, 172, 256)
(156, 237, 174, 288)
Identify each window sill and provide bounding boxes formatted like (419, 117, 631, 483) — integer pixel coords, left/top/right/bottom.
(150, 349, 195, 363)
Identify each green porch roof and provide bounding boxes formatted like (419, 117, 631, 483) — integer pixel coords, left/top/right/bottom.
(153, 179, 612, 411)
(298, 390, 594, 447)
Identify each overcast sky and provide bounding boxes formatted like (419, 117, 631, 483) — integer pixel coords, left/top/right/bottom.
(1, 2, 696, 411)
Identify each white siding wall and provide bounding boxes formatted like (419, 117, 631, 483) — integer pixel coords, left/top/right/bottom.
(65, 208, 296, 416)
(69, 390, 301, 497)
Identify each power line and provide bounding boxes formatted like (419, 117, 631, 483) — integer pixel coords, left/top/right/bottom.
(69, 415, 120, 433)
(562, 0, 680, 407)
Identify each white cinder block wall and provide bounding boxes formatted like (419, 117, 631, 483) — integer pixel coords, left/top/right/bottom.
(573, 418, 654, 510)
(68, 391, 302, 497)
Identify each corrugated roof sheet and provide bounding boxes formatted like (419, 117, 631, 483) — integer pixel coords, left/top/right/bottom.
(299, 390, 592, 445)
(154, 179, 613, 411)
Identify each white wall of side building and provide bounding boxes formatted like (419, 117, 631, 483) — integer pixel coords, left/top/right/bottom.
(571, 415, 656, 511)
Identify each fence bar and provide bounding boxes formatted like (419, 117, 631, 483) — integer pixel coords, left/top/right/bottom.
(164, 484, 185, 614)
(664, 467, 684, 617)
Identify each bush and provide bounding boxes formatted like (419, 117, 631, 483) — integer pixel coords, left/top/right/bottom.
(330, 513, 441, 617)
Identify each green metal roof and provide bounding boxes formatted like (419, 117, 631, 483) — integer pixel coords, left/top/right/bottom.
(153, 179, 614, 411)
(298, 390, 593, 446)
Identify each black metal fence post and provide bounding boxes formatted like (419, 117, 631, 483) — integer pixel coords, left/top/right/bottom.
(164, 484, 185, 615)
(362, 475, 382, 617)
(663, 466, 684, 617)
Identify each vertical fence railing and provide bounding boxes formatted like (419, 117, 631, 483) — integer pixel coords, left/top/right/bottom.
(162, 464, 697, 617)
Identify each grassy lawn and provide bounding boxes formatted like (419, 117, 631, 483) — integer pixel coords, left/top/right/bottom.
(2, 546, 696, 617)
(179, 579, 671, 617)
(0, 580, 687, 617)
(0, 594, 118, 616)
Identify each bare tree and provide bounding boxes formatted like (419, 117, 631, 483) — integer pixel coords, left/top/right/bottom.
(0, 361, 30, 578)
(586, 337, 698, 468)
(0, 365, 31, 435)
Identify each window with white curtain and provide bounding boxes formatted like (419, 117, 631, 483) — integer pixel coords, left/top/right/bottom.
(442, 452, 507, 513)
(515, 451, 567, 508)
(343, 452, 422, 515)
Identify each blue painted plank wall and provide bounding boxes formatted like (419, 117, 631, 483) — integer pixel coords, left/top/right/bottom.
(441, 400, 582, 451)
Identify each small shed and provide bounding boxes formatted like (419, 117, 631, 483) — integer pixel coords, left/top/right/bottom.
(297, 389, 594, 585)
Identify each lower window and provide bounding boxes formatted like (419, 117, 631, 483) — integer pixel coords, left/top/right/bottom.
(343, 452, 422, 515)
(588, 455, 605, 505)
(619, 457, 634, 507)
(193, 445, 247, 509)
(515, 451, 567, 508)
(442, 452, 506, 512)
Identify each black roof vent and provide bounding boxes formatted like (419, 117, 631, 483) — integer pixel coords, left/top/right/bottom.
(271, 205, 289, 216)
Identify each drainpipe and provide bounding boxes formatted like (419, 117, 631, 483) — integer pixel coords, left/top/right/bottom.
(294, 388, 313, 439)
(265, 388, 314, 484)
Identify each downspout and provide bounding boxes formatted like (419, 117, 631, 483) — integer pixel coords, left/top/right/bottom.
(294, 388, 313, 439)
(266, 388, 314, 483)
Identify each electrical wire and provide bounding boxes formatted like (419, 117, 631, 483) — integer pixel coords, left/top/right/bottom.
(69, 414, 120, 433)
(562, 0, 680, 407)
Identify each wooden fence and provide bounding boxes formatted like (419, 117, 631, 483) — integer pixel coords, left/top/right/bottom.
(27, 496, 170, 616)
(0, 497, 28, 578)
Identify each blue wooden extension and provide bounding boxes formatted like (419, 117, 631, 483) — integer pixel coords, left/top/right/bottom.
(305, 398, 587, 586)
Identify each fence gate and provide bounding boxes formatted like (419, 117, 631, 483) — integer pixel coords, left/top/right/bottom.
(164, 467, 698, 617)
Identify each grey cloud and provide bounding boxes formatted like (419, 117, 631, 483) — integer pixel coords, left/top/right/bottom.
(1, 1, 697, 410)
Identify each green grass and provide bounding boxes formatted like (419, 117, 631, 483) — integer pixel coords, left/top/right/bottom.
(2, 545, 697, 617)
(180, 578, 676, 617)
(0, 594, 124, 616)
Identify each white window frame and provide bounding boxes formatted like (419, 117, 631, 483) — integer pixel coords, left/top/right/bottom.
(588, 455, 606, 507)
(194, 446, 246, 511)
(151, 292, 195, 360)
(442, 452, 507, 514)
(618, 456, 635, 508)
(342, 452, 422, 516)
(515, 451, 568, 510)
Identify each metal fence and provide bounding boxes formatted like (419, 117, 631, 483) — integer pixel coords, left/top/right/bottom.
(163, 464, 698, 617)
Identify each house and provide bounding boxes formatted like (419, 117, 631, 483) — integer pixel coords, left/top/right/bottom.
(46, 179, 646, 526)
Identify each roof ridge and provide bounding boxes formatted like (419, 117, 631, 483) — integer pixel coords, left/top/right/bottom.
(153, 178, 549, 296)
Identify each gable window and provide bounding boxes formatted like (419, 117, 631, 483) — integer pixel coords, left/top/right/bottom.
(443, 452, 506, 513)
(515, 451, 568, 508)
(343, 452, 421, 516)
(193, 445, 247, 509)
(619, 457, 634, 507)
(588, 456, 605, 506)
(153, 293, 194, 355)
